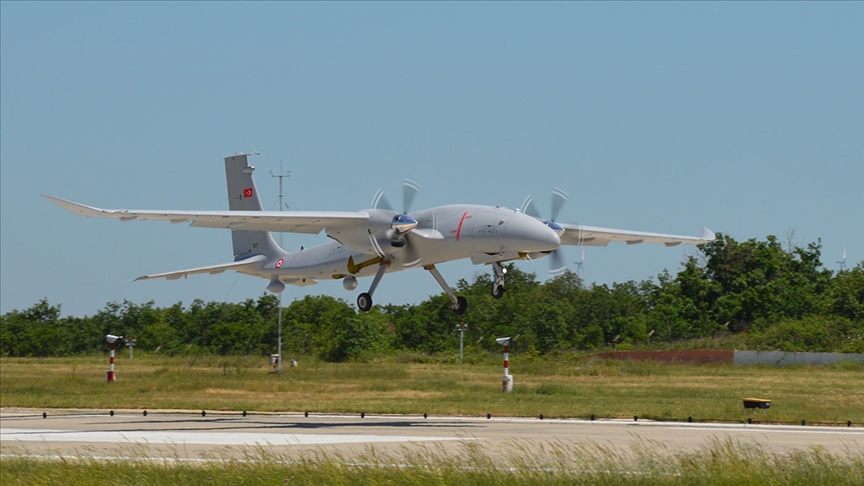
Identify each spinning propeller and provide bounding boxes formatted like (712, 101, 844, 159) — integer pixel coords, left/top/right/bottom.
(372, 179, 422, 215)
(521, 188, 569, 275)
(371, 180, 423, 267)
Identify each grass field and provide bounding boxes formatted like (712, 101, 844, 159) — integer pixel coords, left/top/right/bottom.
(3, 438, 863, 486)
(2, 353, 862, 424)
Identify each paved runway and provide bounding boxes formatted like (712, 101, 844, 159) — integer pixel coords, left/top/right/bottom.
(2, 409, 862, 462)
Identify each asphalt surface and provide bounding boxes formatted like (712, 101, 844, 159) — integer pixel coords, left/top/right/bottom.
(2, 409, 862, 462)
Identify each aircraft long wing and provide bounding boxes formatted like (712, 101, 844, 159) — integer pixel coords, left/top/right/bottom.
(559, 224, 715, 247)
(43, 195, 369, 234)
(134, 255, 268, 281)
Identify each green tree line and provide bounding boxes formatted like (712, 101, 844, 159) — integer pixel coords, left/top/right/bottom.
(2, 234, 862, 359)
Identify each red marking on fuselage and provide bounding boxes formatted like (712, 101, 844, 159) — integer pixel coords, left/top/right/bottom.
(456, 212, 471, 241)
(275, 258, 284, 269)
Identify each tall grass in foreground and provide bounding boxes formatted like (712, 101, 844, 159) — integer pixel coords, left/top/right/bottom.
(3, 438, 863, 486)
(2, 354, 863, 423)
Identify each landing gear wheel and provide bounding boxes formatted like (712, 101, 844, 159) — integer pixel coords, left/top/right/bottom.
(492, 284, 505, 299)
(453, 296, 468, 315)
(357, 292, 372, 312)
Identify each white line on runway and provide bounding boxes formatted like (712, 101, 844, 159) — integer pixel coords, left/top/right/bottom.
(0, 429, 468, 447)
(671, 426, 864, 436)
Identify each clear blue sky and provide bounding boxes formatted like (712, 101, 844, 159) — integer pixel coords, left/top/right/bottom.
(2, 2, 862, 317)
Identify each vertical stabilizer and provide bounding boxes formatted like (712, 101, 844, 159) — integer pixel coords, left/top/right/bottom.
(225, 154, 280, 258)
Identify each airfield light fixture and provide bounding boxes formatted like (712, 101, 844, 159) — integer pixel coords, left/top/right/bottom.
(455, 323, 468, 362)
(105, 334, 122, 382)
(126, 337, 137, 359)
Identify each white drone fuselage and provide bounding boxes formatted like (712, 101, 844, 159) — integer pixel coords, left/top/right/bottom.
(243, 204, 560, 282)
(44, 152, 714, 313)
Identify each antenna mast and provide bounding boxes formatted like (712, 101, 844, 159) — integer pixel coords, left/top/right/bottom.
(270, 162, 291, 245)
(270, 161, 291, 210)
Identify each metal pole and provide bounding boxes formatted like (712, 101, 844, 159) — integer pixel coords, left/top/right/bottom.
(271, 161, 289, 375)
(455, 323, 467, 362)
(277, 292, 283, 374)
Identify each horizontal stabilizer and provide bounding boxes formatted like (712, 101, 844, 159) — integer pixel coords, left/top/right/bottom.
(134, 255, 267, 282)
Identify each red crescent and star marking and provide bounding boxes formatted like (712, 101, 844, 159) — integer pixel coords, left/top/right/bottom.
(243, 188, 253, 198)
(275, 258, 284, 269)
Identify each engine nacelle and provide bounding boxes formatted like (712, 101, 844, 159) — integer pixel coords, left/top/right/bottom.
(325, 209, 401, 255)
(343, 276, 358, 291)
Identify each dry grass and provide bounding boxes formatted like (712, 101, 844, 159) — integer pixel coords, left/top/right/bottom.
(3, 437, 863, 486)
(1, 354, 862, 424)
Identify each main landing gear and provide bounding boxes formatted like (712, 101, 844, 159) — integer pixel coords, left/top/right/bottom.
(355, 260, 468, 315)
(491, 261, 506, 299)
(357, 260, 390, 312)
(424, 264, 468, 315)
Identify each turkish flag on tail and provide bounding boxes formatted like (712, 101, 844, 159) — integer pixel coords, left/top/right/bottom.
(243, 188, 253, 198)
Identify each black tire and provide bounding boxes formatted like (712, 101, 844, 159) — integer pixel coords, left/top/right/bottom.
(453, 296, 468, 315)
(357, 292, 372, 312)
(492, 284, 505, 299)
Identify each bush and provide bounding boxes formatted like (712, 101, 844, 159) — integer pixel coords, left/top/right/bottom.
(748, 315, 864, 353)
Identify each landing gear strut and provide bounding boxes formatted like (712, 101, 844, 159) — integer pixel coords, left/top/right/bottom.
(425, 264, 468, 315)
(357, 260, 391, 312)
(491, 262, 506, 300)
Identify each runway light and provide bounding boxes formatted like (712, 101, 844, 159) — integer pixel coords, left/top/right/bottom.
(590, 414, 595, 421)
(305, 411, 309, 418)
(849, 421, 853, 427)
(110, 410, 114, 417)
(688, 416, 693, 423)
(42, 412, 47, 419)
(801, 419, 806, 426)
(143, 410, 147, 416)
(242, 411, 247, 417)
(539, 414, 544, 420)
(423, 413, 428, 419)
(634, 415, 638, 422)
(487, 413, 491, 419)
(202, 410, 206, 417)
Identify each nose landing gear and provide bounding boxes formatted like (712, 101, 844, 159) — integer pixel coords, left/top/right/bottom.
(491, 262, 506, 299)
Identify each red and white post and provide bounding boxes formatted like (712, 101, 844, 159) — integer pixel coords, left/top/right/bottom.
(106, 335, 122, 383)
(107, 343, 116, 382)
(497, 337, 513, 393)
(504, 344, 509, 377)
